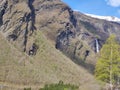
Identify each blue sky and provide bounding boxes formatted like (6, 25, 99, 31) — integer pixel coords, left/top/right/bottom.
(62, 0, 120, 18)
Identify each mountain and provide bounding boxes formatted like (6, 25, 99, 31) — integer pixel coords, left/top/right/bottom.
(0, 0, 120, 90)
(85, 13, 120, 23)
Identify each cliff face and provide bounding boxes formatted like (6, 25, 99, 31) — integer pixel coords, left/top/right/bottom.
(0, 0, 75, 53)
(0, 0, 32, 52)
(1, 0, 120, 89)
(1, 0, 120, 70)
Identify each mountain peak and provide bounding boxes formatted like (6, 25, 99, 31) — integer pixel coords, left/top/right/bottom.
(85, 13, 120, 23)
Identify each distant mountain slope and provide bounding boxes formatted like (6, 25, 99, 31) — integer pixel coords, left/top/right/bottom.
(85, 13, 120, 23)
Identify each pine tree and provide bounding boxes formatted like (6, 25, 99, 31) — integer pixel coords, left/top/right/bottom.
(95, 35, 120, 90)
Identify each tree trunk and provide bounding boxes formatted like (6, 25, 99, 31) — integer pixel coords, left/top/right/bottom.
(110, 46, 113, 90)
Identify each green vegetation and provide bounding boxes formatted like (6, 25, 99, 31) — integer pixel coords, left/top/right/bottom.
(24, 88, 31, 90)
(95, 35, 120, 89)
(40, 81, 79, 90)
(23, 81, 78, 90)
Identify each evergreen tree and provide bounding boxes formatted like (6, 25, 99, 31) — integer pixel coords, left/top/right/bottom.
(95, 35, 120, 90)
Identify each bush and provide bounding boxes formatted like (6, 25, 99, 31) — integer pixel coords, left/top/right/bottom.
(39, 81, 79, 90)
(24, 88, 31, 90)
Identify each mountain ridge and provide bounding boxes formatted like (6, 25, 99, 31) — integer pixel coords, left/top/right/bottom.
(85, 13, 120, 23)
(1, 0, 120, 90)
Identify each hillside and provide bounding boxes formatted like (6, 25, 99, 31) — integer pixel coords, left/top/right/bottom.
(0, 31, 100, 90)
(1, 0, 120, 90)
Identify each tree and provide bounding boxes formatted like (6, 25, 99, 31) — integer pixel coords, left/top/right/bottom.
(39, 81, 79, 90)
(24, 88, 31, 90)
(95, 35, 120, 90)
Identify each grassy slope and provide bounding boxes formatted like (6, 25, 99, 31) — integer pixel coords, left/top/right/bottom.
(0, 31, 101, 90)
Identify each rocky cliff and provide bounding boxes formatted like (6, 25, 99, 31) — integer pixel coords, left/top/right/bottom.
(1, 0, 120, 66)
(0, 0, 120, 89)
(1, 0, 120, 70)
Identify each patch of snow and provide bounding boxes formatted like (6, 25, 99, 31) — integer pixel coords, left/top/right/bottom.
(85, 13, 120, 23)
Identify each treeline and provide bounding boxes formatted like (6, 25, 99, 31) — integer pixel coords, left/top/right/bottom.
(24, 81, 79, 90)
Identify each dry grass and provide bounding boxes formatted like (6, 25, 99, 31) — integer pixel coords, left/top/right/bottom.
(0, 1, 101, 90)
(0, 31, 101, 90)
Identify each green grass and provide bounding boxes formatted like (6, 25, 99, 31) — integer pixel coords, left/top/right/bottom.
(40, 81, 79, 90)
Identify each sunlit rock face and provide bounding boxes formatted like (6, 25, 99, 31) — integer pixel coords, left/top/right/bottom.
(1, 0, 120, 65)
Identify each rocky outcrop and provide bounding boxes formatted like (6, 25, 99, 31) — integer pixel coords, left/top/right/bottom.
(0, 0, 8, 25)
(1, 0, 120, 68)
(56, 11, 120, 66)
(0, 0, 36, 53)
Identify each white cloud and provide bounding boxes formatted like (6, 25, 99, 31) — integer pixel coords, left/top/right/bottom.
(105, 0, 120, 7)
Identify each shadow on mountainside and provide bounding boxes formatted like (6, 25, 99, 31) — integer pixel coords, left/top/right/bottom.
(61, 51, 95, 74)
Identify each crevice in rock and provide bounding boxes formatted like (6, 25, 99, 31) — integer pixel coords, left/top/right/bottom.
(0, 0, 8, 26)
(24, 0, 36, 52)
(7, 14, 26, 41)
(55, 30, 70, 49)
(83, 50, 90, 61)
(61, 7, 77, 28)
(28, 43, 39, 56)
(23, 13, 30, 52)
(27, 0, 36, 34)
(69, 11, 77, 28)
(8, 34, 18, 41)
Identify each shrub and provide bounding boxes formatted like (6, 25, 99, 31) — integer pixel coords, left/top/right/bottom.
(24, 88, 31, 90)
(39, 81, 79, 90)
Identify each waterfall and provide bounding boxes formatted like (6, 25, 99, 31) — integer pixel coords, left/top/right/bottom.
(95, 39, 99, 53)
